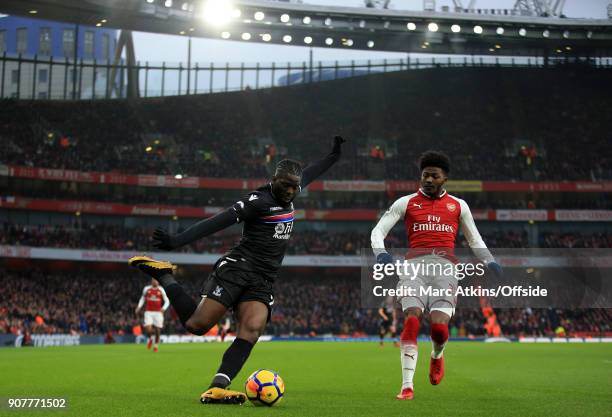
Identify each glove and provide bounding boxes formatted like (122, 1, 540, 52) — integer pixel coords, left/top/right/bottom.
(376, 252, 393, 265)
(152, 227, 175, 251)
(487, 261, 503, 278)
(332, 135, 345, 152)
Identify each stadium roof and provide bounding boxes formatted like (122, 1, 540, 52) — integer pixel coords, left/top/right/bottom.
(2, 0, 611, 56)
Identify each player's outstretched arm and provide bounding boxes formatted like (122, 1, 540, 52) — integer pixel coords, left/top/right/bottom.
(152, 208, 239, 250)
(300, 135, 345, 188)
(458, 199, 502, 276)
(135, 288, 146, 314)
(371, 197, 407, 264)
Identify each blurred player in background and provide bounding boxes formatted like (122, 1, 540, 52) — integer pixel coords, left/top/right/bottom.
(129, 136, 344, 404)
(371, 151, 502, 400)
(218, 314, 232, 342)
(135, 278, 169, 353)
(378, 296, 398, 347)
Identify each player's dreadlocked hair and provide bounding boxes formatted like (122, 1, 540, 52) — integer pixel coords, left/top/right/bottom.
(418, 151, 451, 174)
(275, 159, 303, 177)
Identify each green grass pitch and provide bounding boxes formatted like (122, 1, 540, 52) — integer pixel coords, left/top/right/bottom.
(1, 342, 611, 417)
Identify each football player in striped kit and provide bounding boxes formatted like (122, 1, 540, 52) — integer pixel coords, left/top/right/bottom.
(129, 136, 344, 404)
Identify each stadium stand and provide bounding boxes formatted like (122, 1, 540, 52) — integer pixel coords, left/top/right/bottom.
(1, 270, 610, 338)
(1, 67, 611, 181)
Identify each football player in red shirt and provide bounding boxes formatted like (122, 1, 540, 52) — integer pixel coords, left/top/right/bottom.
(371, 151, 502, 400)
(135, 278, 169, 352)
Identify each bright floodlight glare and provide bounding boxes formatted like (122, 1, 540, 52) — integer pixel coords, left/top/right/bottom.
(383, 21, 390, 29)
(262, 33, 271, 41)
(451, 24, 460, 33)
(367, 40, 374, 48)
(496, 26, 504, 35)
(325, 37, 333, 45)
(202, 0, 235, 25)
(175, 174, 183, 179)
(427, 22, 438, 32)
(586, 30, 593, 39)
(345, 39, 354, 46)
(283, 35, 292, 42)
(181, 2, 189, 11)
(280, 13, 290, 23)
(146, 0, 154, 3)
(324, 17, 332, 26)
(241, 32, 251, 40)
(303, 16, 311, 24)
(254, 11, 264, 21)
(221, 31, 230, 39)
(164, 0, 172, 7)
(519, 28, 527, 36)
(473, 25, 483, 34)
(231, 8, 240, 18)
(407, 22, 416, 31)
(543, 29, 550, 38)
(359, 20, 366, 28)
(562, 30, 570, 38)
(304, 36, 313, 44)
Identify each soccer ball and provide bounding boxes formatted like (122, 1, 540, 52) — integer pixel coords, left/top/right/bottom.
(245, 369, 285, 406)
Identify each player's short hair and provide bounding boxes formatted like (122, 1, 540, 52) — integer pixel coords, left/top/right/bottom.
(418, 151, 451, 174)
(275, 159, 303, 178)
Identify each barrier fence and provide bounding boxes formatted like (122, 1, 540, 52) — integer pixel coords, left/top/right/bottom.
(1, 52, 610, 100)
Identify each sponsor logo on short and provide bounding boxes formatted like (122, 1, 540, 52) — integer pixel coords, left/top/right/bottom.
(270, 206, 284, 211)
(249, 194, 259, 201)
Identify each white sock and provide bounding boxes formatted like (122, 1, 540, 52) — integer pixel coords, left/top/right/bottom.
(432, 341, 446, 359)
(400, 343, 418, 390)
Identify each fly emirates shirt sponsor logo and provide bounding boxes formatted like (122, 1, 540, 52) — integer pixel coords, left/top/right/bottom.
(412, 215, 455, 233)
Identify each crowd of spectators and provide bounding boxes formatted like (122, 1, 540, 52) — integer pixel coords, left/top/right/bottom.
(5, 178, 610, 210)
(1, 67, 610, 181)
(0, 223, 379, 254)
(1, 270, 609, 338)
(539, 232, 612, 248)
(4, 223, 609, 252)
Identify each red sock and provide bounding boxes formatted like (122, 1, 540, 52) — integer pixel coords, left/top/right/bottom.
(155, 334, 160, 344)
(430, 323, 449, 345)
(400, 316, 420, 344)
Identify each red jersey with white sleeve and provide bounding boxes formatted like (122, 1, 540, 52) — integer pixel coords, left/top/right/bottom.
(137, 285, 170, 312)
(371, 189, 494, 263)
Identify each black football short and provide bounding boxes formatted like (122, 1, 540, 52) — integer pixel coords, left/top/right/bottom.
(380, 319, 393, 330)
(200, 257, 274, 321)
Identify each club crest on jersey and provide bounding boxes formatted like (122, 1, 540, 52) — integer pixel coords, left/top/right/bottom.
(446, 203, 456, 212)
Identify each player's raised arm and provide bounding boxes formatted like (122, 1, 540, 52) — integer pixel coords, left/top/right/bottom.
(371, 196, 408, 263)
(300, 136, 344, 188)
(457, 199, 502, 276)
(152, 194, 264, 250)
